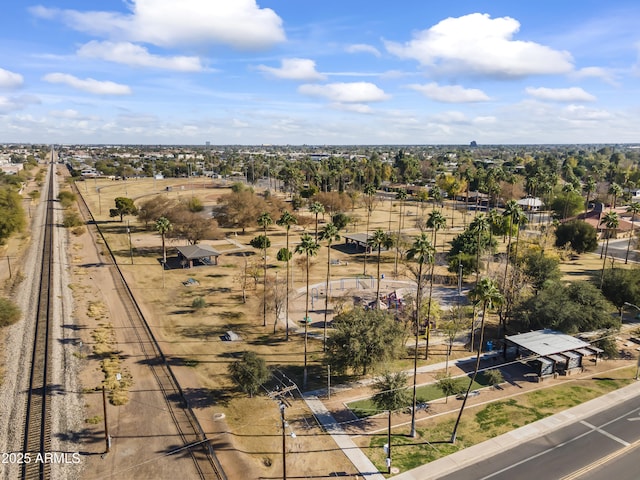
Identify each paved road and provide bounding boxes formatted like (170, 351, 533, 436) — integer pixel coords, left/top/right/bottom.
(438, 394, 640, 480)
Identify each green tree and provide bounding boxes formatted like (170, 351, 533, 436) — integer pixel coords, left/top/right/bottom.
(372, 371, 411, 412)
(555, 220, 598, 254)
(295, 233, 320, 387)
(625, 202, 640, 264)
(436, 374, 466, 403)
(0, 297, 21, 327)
(362, 184, 377, 275)
(608, 182, 624, 209)
(522, 251, 562, 294)
(326, 307, 405, 376)
(394, 189, 408, 276)
(516, 281, 618, 333)
(550, 189, 584, 220)
(367, 229, 393, 303)
(250, 234, 271, 327)
(309, 201, 325, 240)
(110, 197, 138, 222)
(155, 216, 172, 264)
(277, 211, 297, 339)
(451, 278, 503, 443)
(600, 268, 640, 316)
(319, 223, 340, 350)
(600, 211, 619, 287)
(227, 351, 271, 398)
(406, 232, 434, 438)
(0, 188, 25, 244)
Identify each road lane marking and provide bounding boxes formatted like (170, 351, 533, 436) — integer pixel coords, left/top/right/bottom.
(559, 438, 640, 480)
(478, 405, 640, 480)
(580, 421, 630, 446)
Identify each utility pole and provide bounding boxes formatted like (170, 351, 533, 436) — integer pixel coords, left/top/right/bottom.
(102, 386, 110, 453)
(127, 220, 133, 264)
(279, 402, 287, 480)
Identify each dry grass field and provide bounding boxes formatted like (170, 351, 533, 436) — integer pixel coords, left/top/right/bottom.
(72, 176, 636, 478)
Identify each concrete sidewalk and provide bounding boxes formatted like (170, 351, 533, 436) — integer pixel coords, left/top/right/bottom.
(303, 394, 386, 480)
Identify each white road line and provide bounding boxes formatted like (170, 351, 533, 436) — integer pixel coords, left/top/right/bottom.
(580, 421, 630, 446)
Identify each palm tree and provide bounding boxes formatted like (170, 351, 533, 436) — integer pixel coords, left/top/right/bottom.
(250, 234, 271, 327)
(256, 212, 273, 327)
(406, 233, 434, 438)
(295, 233, 320, 387)
(319, 223, 340, 350)
(608, 183, 624, 209)
(625, 202, 640, 264)
(394, 189, 408, 276)
(155, 216, 172, 264)
(367, 229, 393, 304)
(501, 200, 522, 288)
(451, 277, 503, 443)
(600, 211, 619, 288)
(309, 201, 325, 241)
(583, 176, 596, 217)
(424, 210, 446, 359)
(277, 211, 297, 339)
(362, 184, 377, 275)
(561, 183, 575, 219)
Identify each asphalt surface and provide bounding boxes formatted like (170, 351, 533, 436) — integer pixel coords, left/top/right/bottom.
(440, 395, 640, 480)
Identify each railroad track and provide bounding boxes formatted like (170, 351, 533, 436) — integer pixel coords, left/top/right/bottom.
(73, 174, 226, 479)
(21, 158, 55, 480)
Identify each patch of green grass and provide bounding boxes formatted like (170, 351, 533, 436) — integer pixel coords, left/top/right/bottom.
(347, 376, 486, 418)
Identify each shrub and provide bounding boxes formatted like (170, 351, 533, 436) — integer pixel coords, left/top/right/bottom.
(0, 297, 21, 327)
(57, 190, 76, 208)
(63, 211, 84, 228)
(191, 297, 206, 309)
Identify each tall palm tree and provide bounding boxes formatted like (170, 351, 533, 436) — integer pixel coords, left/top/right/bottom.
(501, 200, 522, 288)
(583, 176, 596, 217)
(367, 229, 393, 304)
(561, 183, 575, 219)
(451, 277, 503, 443)
(424, 210, 446, 359)
(319, 223, 340, 351)
(362, 184, 377, 275)
(277, 211, 297, 339)
(309, 201, 325, 241)
(608, 183, 624, 209)
(394, 189, 408, 276)
(250, 234, 271, 327)
(600, 211, 619, 288)
(406, 233, 434, 438)
(625, 202, 640, 264)
(468, 214, 489, 352)
(257, 212, 273, 327)
(295, 233, 320, 387)
(155, 216, 172, 264)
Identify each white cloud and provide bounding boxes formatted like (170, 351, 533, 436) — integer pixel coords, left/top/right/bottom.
(385, 13, 574, 77)
(345, 44, 381, 57)
(564, 104, 611, 120)
(257, 58, 326, 81)
(77, 41, 203, 72)
(298, 82, 389, 103)
(43, 73, 132, 95)
(30, 0, 285, 50)
(525, 86, 596, 102)
(0, 95, 40, 113)
(0, 68, 24, 89)
(572, 67, 617, 85)
(409, 82, 490, 103)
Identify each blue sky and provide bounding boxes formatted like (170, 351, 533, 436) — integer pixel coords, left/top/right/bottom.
(1, 0, 639, 145)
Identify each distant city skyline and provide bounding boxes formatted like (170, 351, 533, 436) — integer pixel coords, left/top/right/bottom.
(1, 1, 639, 145)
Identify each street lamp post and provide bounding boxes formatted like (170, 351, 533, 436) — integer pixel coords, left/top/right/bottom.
(623, 302, 640, 380)
(278, 402, 296, 479)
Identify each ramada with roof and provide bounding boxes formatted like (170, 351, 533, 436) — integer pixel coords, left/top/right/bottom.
(505, 329, 603, 379)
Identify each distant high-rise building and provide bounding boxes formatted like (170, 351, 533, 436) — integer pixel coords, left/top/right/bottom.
(205, 141, 210, 149)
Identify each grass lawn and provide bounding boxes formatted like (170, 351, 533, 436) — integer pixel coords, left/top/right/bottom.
(347, 373, 490, 418)
(360, 368, 636, 476)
